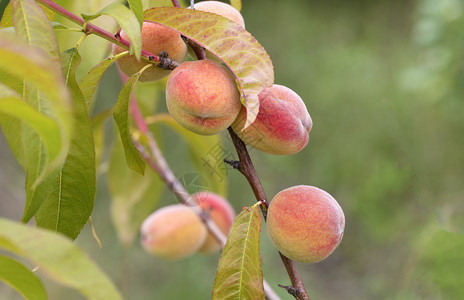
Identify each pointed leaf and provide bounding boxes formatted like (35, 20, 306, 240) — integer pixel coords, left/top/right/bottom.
(108, 137, 164, 246)
(147, 113, 227, 196)
(1, 2, 55, 28)
(212, 203, 264, 299)
(113, 69, 151, 175)
(0, 32, 72, 177)
(82, 3, 142, 60)
(0, 218, 123, 300)
(0, 84, 62, 168)
(127, 0, 143, 29)
(0, 255, 47, 300)
(11, 0, 60, 63)
(143, 7, 274, 127)
(80, 52, 129, 108)
(33, 48, 96, 240)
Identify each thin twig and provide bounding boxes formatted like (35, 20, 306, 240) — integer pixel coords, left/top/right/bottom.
(36, 0, 180, 69)
(171, 0, 181, 8)
(227, 127, 310, 300)
(35, 1, 282, 298)
(130, 99, 280, 300)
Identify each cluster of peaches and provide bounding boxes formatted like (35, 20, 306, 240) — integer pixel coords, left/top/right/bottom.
(114, 1, 345, 263)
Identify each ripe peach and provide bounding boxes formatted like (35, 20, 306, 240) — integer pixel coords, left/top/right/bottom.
(140, 205, 207, 260)
(266, 185, 345, 263)
(192, 192, 235, 253)
(166, 59, 241, 135)
(231, 84, 312, 155)
(194, 1, 245, 28)
(112, 22, 187, 82)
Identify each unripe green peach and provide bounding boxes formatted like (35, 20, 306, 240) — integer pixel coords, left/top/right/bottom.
(140, 205, 207, 260)
(266, 185, 345, 263)
(112, 22, 187, 82)
(193, 192, 235, 253)
(232, 84, 312, 155)
(166, 59, 241, 135)
(194, 1, 245, 28)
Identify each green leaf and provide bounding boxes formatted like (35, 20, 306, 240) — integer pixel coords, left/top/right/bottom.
(107, 136, 164, 246)
(113, 68, 152, 175)
(127, 0, 143, 29)
(147, 113, 227, 196)
(0, 255, 48, 300)
(82, 3, 142, 60)
(7, 0, 73, 183)
(33, 48, 96, 240)
(0, 218, 123, 300)
(230, 0, 242, 11)
(212, 203, 264, 299)
(143, 7, 274, 127)
(0, 84, 62, 170)
(80, 52, 129, 108)
(11, 0, 60, 63)
(1, 2, 54, 28)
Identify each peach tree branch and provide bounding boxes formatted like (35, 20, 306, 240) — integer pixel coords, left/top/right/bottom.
(36, 0, 180, 69)
(130, 98, 280, 300)
(226, 127, 311, 300)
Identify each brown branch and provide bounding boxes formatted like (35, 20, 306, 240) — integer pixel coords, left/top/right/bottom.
(227, 127, 310, 300)
(130, 100, 280, 300)
(186, 38, 207, 60)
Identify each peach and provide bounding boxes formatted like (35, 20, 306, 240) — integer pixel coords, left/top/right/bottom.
(140, 204, 207, 260)
(231, 84, 312, 155)
(192, 192, 236, 253)
(266, 185, 345, 263)
(166, 59, 241, 135)
(194, 1, 245, 28)
(113, 22, 187, 82)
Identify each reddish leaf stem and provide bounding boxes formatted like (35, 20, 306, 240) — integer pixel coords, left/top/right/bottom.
(171, 0, 181, 8)
(36, 0, 160, 62)
(227, 127, 310, 300)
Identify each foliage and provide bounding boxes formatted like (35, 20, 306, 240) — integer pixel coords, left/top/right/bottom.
(0, 0, 463, 299)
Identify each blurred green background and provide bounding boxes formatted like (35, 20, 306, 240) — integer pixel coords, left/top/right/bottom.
(1, 0, 463, 299)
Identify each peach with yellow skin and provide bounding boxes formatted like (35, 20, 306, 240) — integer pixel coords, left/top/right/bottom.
(113, 22, 187, 82)
(232, 84, 312, 155)
(140, 205, 207, 260)
(166, 59, 241, 135)
(266, 185, 345, 263)
(193, 192, 235, 253)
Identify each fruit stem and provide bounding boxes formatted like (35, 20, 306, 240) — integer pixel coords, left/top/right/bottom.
(227, 127, 311, 300)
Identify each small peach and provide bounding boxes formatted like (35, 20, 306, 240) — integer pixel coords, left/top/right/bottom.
(194, 1, 245, 28)
(232, 84, 312, 155)
(113, 22, 187, 82)
(266, 185, 345, 263)
(140, 205, 207, 260)
(166, 59, 241, 135)
(188, 1, 245, 60)
(192, 192, 235, 253)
